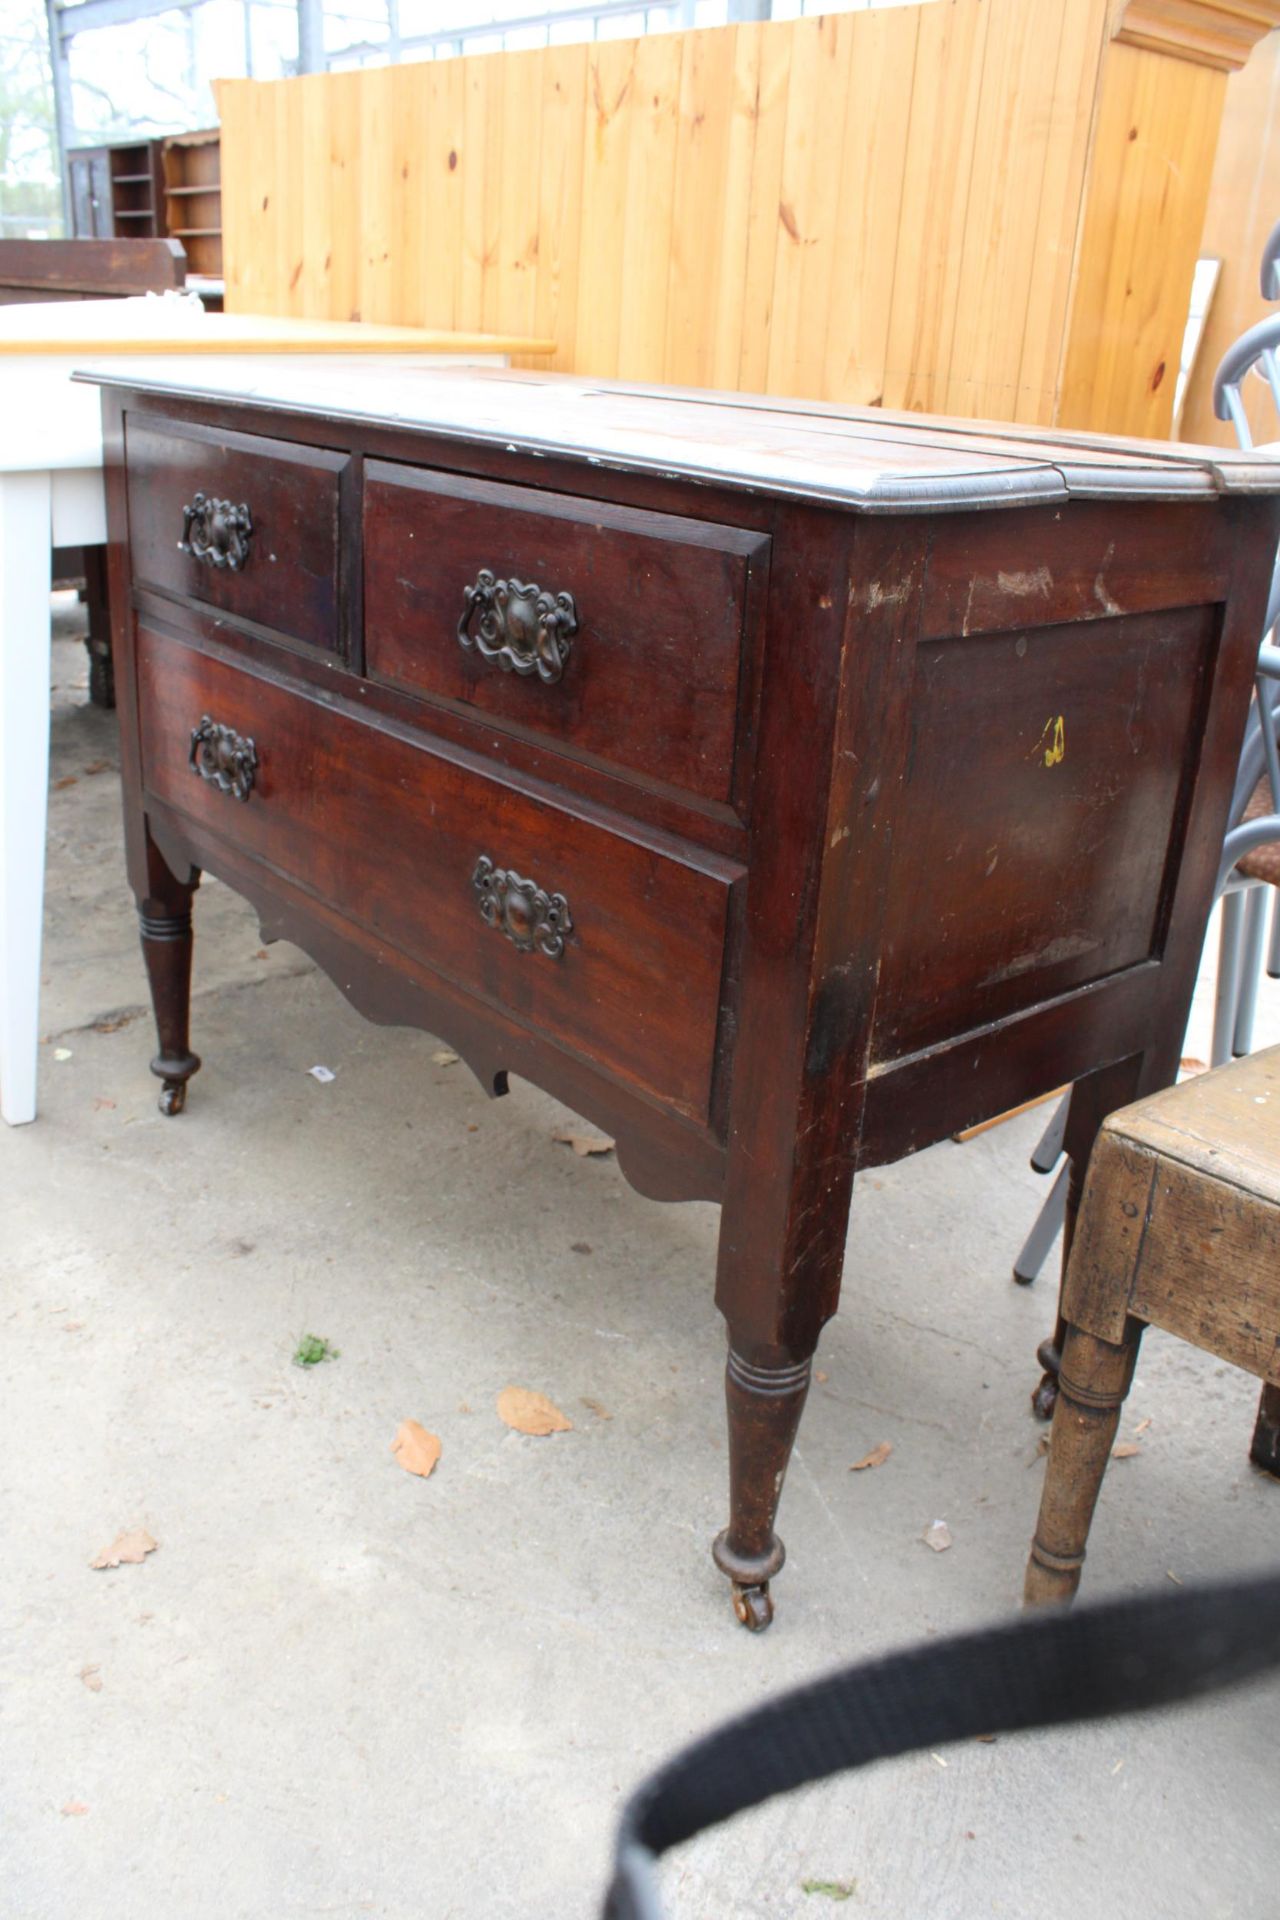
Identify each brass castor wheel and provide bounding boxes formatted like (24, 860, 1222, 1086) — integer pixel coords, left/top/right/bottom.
(731, 1581, 774, 1632)
(1030, 1371, 1058, 1421)
(150, 1048, 199, 1116)
(158, 1079, 188, 1117)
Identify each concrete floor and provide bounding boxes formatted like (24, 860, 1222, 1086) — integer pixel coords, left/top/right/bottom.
(4, 599, 1280, 1920)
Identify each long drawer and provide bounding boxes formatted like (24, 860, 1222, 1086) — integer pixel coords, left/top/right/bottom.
(125, 415, 348, 655)
(363, 463, 768, 810)
(135, 626, 737, 1124)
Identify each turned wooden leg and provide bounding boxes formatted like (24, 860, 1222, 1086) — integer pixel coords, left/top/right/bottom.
(82, 546, 114, 711)
(1025, 1320, 1141, 1606)
(1250, 1382, 1280, 1477)
(712, 1347, 813, 1632)
(138, 877, 201, 1115)
(1032, 1058, 1146, 1421)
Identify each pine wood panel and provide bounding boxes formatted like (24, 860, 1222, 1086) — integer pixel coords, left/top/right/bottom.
(216, 1, 1255, 432)
(1059, 40, 1228, 436)
(1179, 27, 1280, 447)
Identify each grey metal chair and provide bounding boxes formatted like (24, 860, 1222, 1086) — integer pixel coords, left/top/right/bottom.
(1262, 216, 1280, 301)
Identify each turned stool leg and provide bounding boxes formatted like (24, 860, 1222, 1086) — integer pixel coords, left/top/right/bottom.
(1250, 1382, 1280, 1476)
(1025, 1320, 1142, 1606)
(712, 1348, 812, 1632)
(138, 894, 201, 1115)
(1032, 1057, 1149, 1421)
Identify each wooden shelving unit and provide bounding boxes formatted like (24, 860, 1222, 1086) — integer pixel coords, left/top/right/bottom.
(67, 139, 165, 240)
(161, 130, 222, 279)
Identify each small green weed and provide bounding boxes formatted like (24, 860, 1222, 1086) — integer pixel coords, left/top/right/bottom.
(800, 1881, 856, 1902)
(293, 1333, 340, 1368)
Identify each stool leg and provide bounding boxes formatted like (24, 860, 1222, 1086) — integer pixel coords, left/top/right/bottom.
(1250, 1382, 1280, 1477)
(1025, 1321, 1141, 1606)
(1031, 1057, 1146, 1420)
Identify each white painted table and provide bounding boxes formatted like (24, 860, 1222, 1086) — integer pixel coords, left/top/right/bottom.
(0, 298, 552, 1123)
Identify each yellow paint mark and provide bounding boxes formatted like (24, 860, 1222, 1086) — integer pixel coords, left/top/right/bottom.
(1031, 715, 1066, 767)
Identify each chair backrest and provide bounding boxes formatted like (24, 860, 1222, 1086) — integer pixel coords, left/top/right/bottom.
(1263, 217, 1280, 300)
(1212, 311, 1280, 448)
(0, 237, 187, 306)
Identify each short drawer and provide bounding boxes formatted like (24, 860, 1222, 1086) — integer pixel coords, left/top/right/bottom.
(363, 463, 768, 810)
(125, 414, 348, 654)
(136, 627, 738, 1125)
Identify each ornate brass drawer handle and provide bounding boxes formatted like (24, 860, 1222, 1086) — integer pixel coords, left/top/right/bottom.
(457, 570, 579, 684)
(180, 493, 253, 572)
(189, 715, 259, 803)
(472, 855, 572, 958)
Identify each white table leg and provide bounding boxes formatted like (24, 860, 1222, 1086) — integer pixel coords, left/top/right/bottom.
(0, 470, 53, 1125)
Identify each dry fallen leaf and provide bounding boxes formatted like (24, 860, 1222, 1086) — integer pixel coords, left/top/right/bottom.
(390, 1420, 442, 1480)
(60, 1802, 89, 1818)
(1179, 1057, 1208, 1077)
(849, 1441, 892, 1472)
(79, 1665, 102, 1693)
(552, 1129, 616, 1158)
(815, 1369, 829, 1384)
(922, 1519, 952, 1553)
(431, 1049, 459, 1066)
(82, 760, 111, 777)
(1134, 1417, 1152, 1436)
(581, 1397, 612, 1421)
(53, 776, 78, 791)
(570, 1242, 593, 1256)
(63, 1321, 84, 1334)
(92, 1097, 115, 1111)
(90, 1528, 157, 1571)
(1112, 1442, 1142, 1460)
(497, 1386, 573, 1436)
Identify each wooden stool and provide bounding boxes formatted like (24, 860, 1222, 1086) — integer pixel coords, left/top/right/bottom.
(1025, 1045, 1280, 1606)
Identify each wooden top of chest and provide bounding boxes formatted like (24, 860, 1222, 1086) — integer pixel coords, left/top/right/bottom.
(83, 364, 1280, 513)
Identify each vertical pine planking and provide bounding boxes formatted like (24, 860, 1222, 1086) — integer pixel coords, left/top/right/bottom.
(1059, 43, 1227, 436)
(270, 74, 302, 315)
(765, 14, 854, 398)
(881, 0, 992, 412)
(327, 71, 362, 322)
(942, 0, 1064, 420)
(821, 4, 919, 407)
(296, 73, 335, 319)
(357, 66, 397, 323)
(456, 49, 490, 331)
(529, 43, 587, 372)
(616, 29, 682, 381)
(663, 25, 738, 388)
(574, 39, 637, 379)
(420, 57, 467, 332)
(487, 48, 544, 339)
(389, 65, 428, 327)
(1015, 0, 1110, 424)
(216, 81, 255, 312)
(214, 4, 1250, 428)
(736, 19, 792, 394)
(704, 23, 765, 391)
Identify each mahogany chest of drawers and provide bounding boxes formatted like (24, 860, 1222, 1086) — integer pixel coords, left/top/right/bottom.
(92, 364, 1280, 1627)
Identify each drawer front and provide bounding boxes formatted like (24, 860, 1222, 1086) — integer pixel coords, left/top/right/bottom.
(125, 415, 347, 653)
(136, 628, 736, 1124)
(363, 463, 767, 809)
